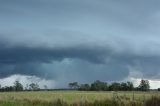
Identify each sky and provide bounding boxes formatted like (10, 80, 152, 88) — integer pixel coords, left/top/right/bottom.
(1, 0, 160, 89)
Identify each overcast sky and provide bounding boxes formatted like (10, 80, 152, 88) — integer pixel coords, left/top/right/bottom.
(1, 0, 160, 88)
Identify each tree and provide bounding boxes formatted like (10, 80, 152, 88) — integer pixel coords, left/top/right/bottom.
(91, 80, 108, 91)
(121, 82, 128, 91)
(120, 82, 134, 91)
(138, 79, 150, 91)
(108, 82, 121, 91)
(4, 86, 14, 91)
(14, 81, 23, 91)
(29, 83, 40, 91)
(68, 82, 79, 89)
(126, 81, 134, 91)
(79, 84, 90, 91)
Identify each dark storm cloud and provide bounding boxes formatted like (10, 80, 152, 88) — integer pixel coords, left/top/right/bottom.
(0, 44, 108, 64)
(0, 44, 131, 82)
(1, 0, 160, 87)
(1, 40, 160, 81)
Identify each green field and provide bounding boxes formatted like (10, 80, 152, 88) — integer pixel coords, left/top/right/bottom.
(0, 91, 159, 106)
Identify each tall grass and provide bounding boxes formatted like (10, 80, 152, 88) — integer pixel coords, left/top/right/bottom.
(0, 91, 159, 106)
(0, 95, 159, 106)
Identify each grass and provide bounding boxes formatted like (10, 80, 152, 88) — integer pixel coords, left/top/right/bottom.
(0, 91, 159, 106)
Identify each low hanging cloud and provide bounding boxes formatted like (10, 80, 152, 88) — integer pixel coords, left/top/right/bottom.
(0, 75, 56, 89)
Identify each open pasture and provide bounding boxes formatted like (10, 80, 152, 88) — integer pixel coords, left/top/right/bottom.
(0, 91, 159, 106)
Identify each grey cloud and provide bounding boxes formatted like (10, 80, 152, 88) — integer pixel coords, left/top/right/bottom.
(1, 0, 160, 87)
(0, 44, 108, 64)
(0, 40, 160, 82)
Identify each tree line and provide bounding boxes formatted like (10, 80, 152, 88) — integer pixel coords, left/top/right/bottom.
(0, 81, 42, 92)
(68, 79, 150, 91)
(0, 79, 153, 92)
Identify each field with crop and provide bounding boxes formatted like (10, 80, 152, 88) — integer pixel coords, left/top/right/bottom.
(0, 91, 159, 106)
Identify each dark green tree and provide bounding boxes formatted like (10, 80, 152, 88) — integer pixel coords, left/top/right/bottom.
(138, 79, 150, 91)
(121, 82, 128, 91)
(120, 82, 134, 91)
(68, 82, 79, 89)
(126, 81, 134, 91)
(29, 83, 40, 91)
(79, 84, 90, 91)
(4, 86, 14, 91)
(108, 82, 121, 91)
(14, 81, 23, 91)
(91, 80, 108, 91)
